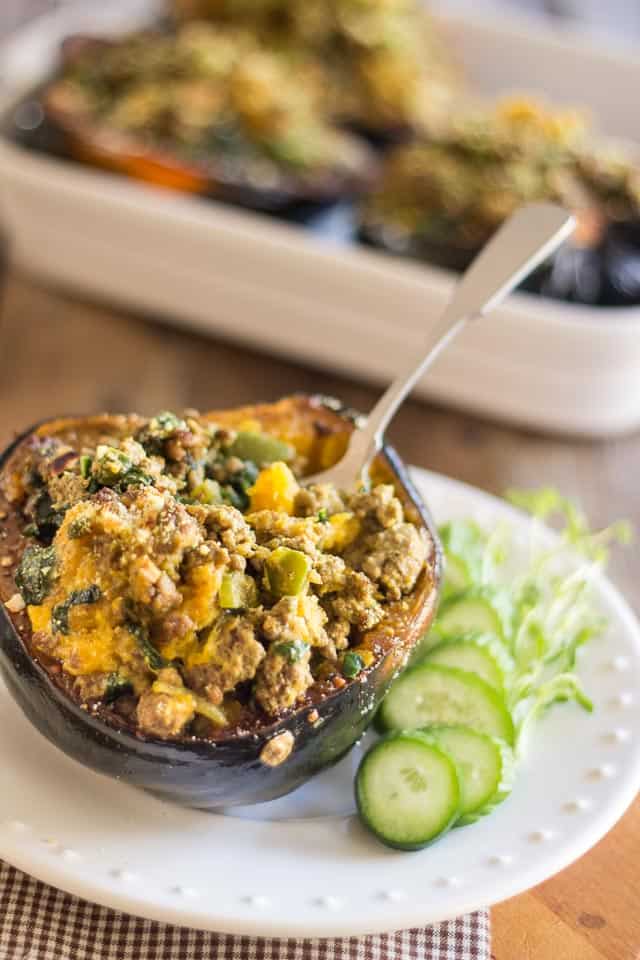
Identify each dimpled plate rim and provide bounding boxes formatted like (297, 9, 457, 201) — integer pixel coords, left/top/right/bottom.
(0, 468, 638, 937)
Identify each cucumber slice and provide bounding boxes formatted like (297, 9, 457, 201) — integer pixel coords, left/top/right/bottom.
(424, 725, 514, 825)
(407, 627, 441, 665)
(439, 521, 484, 580)
(356, 732, 461, 850)
(443, 554, 473, 596)
(435, 591, 509, 643)
(378, 664, 515, 745)
(423, 636, 513, 690)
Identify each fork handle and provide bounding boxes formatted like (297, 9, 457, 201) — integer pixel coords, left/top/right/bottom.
(329, 203, 575, 488)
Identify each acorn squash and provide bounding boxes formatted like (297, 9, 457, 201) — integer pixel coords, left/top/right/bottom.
(0, 395, 441, 808)
(41, 34, 375, 211)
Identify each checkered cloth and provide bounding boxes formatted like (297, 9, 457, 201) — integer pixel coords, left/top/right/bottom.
(0, 861, 490, 959)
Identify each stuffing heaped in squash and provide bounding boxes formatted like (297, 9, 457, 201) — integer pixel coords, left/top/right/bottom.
(0, 396, 441, 808)
(2, 401, 433, 742)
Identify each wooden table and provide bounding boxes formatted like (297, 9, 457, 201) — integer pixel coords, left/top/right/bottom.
(0, 271, 638, 959)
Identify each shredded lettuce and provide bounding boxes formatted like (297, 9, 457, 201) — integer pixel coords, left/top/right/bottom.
(434, 488, 630, 753)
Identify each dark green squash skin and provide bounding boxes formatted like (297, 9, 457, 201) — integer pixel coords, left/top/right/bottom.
(0, 410, 441, 809)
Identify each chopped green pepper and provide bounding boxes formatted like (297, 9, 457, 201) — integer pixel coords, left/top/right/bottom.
(15, 545, 57, 605)
(317, 508, 329, 523)
(227, 431, 295, 466)
(152, 674, 228, 727)
(266, 547, 311, 598)
(190, 479, 222, 505)
(192, 694, 227, 727)
(273, 639, 309, 663)
(219, 571, 259, 610)
(342, 651, 365, 678)
(79, 455, 93, 479)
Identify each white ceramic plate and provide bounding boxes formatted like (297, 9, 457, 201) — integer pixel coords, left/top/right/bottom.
(1, 469, 639, 937)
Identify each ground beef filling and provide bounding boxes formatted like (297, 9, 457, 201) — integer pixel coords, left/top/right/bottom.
(5, 414, 429, 740)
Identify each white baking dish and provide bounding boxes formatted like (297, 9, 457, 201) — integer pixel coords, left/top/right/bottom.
(0, 0, 638, 437)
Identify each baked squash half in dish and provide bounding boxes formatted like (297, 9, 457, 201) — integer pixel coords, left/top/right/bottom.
(0, 396, 441, 808)
(360, 96, 640, 299)
(42, 27, 375, 209)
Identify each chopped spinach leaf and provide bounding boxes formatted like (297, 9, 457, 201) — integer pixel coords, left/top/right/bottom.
(116, 466, 153, 491)
(29, 490, 67, 543)
(221, 461, 259, 512)
(52, 604, 75, 634)
(239, 461, 259, 487)
(221, 484, 247, 511)
(91, 446, 132, 485)
(72, 585, 102, 604)
(136, 411, 187, 456)
(128, 621, 167, 671)
(104, 672, 133, 702)
(89, 445, 152, 493)
(15, 545, 57, 605)
(52, 585, 101, 635)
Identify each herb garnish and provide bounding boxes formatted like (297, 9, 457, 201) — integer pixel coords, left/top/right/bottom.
(434, 487, 631, 751)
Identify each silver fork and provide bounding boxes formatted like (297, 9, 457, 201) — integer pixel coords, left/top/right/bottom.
(305, 202, 575, 489)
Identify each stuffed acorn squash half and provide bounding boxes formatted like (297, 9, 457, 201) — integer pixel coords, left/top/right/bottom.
(0, 395, 440, 808)
(42, 28, 374, 210)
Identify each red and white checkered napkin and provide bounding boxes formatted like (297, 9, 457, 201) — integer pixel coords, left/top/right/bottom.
(0, 861, 490, 960)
